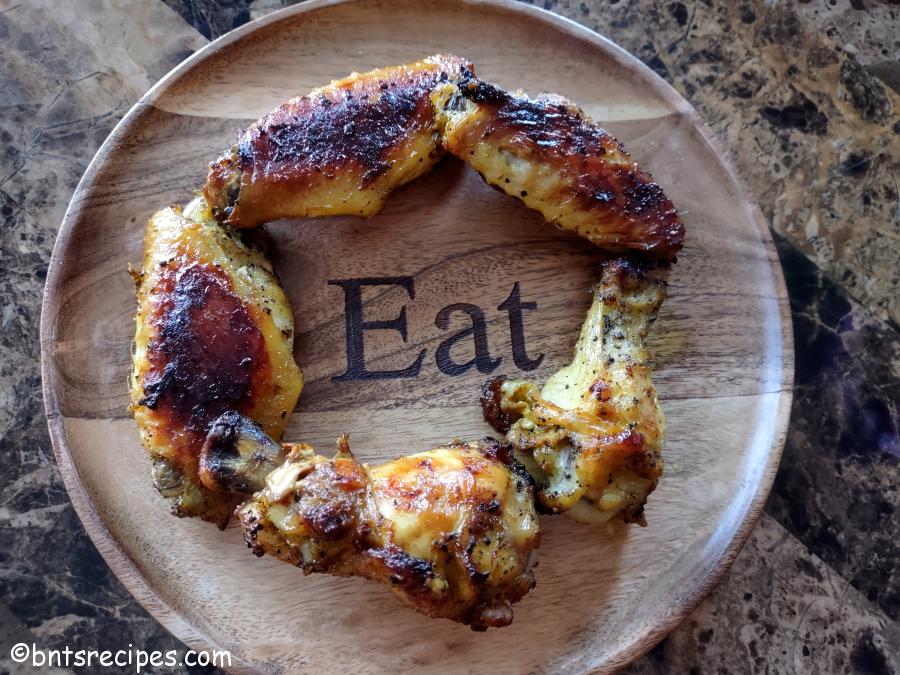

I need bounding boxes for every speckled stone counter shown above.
[1,1,898,673]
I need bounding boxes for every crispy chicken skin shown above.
[432,75,684,262]
[129,197,303,526]
[481,258,666,525]
[236,430,540,630]
[204,54,472,227]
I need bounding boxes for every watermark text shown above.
[9,642,231,672]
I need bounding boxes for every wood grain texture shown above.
[39,0,794,672]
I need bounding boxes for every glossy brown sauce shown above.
[238,63,457,187]
[140,264,269,450]
[460,76,685,260]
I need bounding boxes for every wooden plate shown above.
[40,0,793,672]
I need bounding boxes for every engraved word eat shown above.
[329,277,544,381]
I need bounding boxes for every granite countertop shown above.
[1,0,898,672]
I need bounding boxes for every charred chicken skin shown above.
[432,74,684,262]
[233,424,540,630]
[204,54,472,227]
[204,55,682,264]
[129,197,303,526]
[481,258,666,525]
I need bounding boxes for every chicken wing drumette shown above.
[204,54,472,227]
[432,74,684,262]
[129,197,303,526]
[228,417,539,630]
[482,258,666,525]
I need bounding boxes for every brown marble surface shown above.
[1,0,898,673]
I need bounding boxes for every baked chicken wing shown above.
[129,197,303,526]
[481,258,666,525]
[234,423,540,630]
[204,54,472,227]
[432,75,684,262]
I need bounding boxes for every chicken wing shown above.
[432,75,684,262]
[129,197,303,526]
[204,54,472,227]
[481,258,666,525]
[234,423,540,630]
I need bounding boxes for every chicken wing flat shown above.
[481,258,666,525]
[129,197,303,526]
[432,76,684,262]
[235,427,540,630]
[204,54,472,227]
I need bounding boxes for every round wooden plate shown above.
[40,0,793,672]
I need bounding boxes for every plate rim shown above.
[39,0,795,671]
